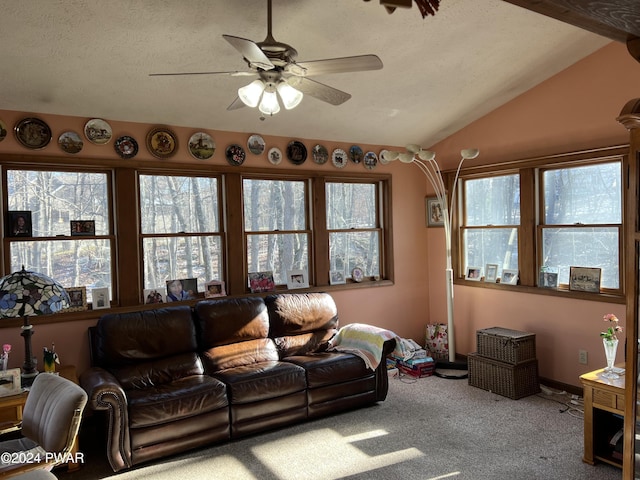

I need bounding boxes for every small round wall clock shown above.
[146,127,178,159]
[114,135,139,159]
[14,117,52,150]
[58,131,84,154]
[351,267,364,283]
[225,144,246,166]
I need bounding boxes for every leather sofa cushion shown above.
[202,338,278,371]
[95,306,196,368]
[196,297,269,348]
[266,293,338,357]
[113,352,204,390]
[127,375,228,429]
[284,352,370,388]
[213,361,306,404]
[266,293,338,337]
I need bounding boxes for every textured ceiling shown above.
[0,0,611,148]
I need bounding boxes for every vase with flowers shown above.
[600,313,623,379]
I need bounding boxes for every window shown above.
[243,178,308,285]
[139,174,222,293]
[6,169,112,302]
[326,181,381,279]
[541,162,621,289]
[462,174,520,279]
[457,151,624,295]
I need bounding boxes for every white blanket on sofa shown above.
[328,323,404,370]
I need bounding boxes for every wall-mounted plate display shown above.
[312,144,329,164]
[14,117,52,150]
[188,132,215,160]
[225,144,246,166]
[58,131,84,154]
[331,148,347,169]
[349,145,363,164]
[363,151,378,170]
[114,135,138,159]
[146,127,178,159]
[84,118,112,145]
[379,149,391,165]
[268,147,282,165]
[286,140,307,165]
[248,134,265,155]
[0,119,7,142]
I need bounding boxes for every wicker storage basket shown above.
[468,353,540,399]
[476,327,536,364]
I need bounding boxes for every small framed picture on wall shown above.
[7,211,32,237]
[426,197,444,227]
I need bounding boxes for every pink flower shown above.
[2,344,10,354]
[601,314,623,341]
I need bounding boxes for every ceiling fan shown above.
[149,0,383,115]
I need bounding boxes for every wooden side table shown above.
[579,364,625,468]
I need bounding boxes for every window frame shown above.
[452,146,627,302]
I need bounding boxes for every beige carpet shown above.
[57,373,620,480]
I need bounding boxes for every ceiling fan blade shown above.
[227,97,247,111]
[287,77,351,106]
[223,34,275,71]
[293,55,383,76]
[149,70,256,77]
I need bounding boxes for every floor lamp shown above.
[0,266,70,386]
[383,146,479,373]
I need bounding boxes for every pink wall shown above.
[0,110,431,377]
[0,41,637,387]
[428,41,638,386]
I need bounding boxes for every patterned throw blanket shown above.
[328,323,404,370]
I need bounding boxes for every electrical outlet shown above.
[578,349,588,365]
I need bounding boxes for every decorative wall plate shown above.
[114,135,138,159]
[363,151,378,170]
[247,134,265,155]
[286,140,307,165]
[84,118,112,145]
[351,267,364,283]
[331,148,347,169]
[268,147,282,165]
[146,127,178,159]
[349,145,363,164]
[14,117,52,149]
[188,132,215,160]
[379,149,391,165]
[225,144,246,166]
[58,131,84,154]
[312,144,329,164]
[0,119,7,142]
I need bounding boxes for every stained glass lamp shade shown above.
[0,266,70,384]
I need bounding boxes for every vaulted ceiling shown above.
[0,0,626,148]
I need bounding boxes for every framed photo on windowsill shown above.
[287,270,308,289]
[484,264,498,283]
[204,280,226,298]
[7,211,32,237]
[465,266,482,281]
[91,287,110,309]
[65,286,87,312]
[426,196,444,227]
[569,266,601,293]
[500,269,519,285]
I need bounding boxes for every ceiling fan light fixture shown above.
[238,79,265,108]
[277,82,303,110]
[259,88,281,115]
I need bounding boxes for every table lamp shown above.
[0,266,70,386]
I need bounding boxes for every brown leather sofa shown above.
[80,292,395,472]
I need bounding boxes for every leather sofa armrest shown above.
[79,367,132,472]
[374,338,397,401]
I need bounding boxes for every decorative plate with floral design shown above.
[146,127,178,159]
[268,147,282,165]
[114,135,138,159]
[14,117,52,149]
[225,144,246,166]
